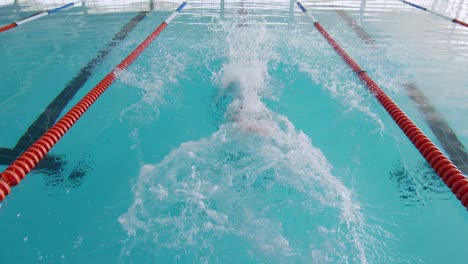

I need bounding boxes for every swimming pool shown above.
[1,0,467,262]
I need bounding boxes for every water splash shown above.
[118,51,188,124]
[286,26,385,132]
[120,17,380,263]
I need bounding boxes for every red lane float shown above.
[296,1,468,209]
[0,2,187,202]
[453,19,468,28]
[0,23,17,32]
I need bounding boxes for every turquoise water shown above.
[1,0,468,263]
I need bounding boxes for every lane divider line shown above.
[0,12,149,176]
[0,1,83,33]
[0,2,187,203]
[334,9,468,175]
[13,12,149,154]
[296,0,468,210]
[398,0,468,28]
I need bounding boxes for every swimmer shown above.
[235,118,271,135]
[229,106,272,136]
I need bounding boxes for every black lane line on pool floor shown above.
[405,82,468,174]
[335,9,374,44]
[335,9,468,175]
[0,147,64,171]
[0,11,149,171]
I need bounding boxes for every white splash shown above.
[120,17,378,263]
[286,27,385,132]
[118,52,188,124]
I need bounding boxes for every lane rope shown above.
[296,0,468,210]
[398,0,468,28]
[0,2,187,202]
[0,1,83,33]
[334,9,468,176]
[14,12,149,153]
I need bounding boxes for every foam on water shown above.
[117,51,188,124]
[119,17,381,263]
[285,26,386,131]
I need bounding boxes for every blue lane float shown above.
[0,1,83,33]
[399,0,468,28]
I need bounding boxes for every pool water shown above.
[0,0,467,263]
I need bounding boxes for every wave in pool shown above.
[119,17,384,263]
